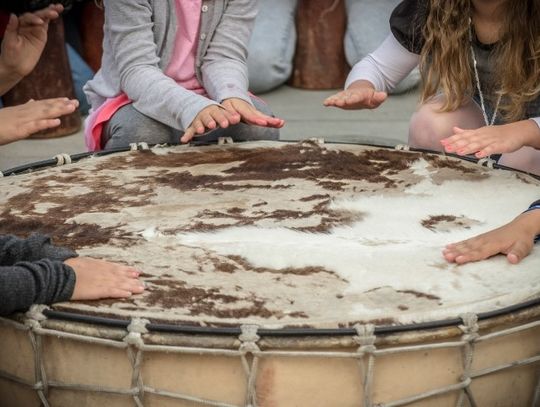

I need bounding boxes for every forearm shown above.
[503,119,540,149]
[521,201,540,241]
[345,34,420,92]
[202,0,256,104]
[0,234,77,265]
[0,61,23,96]
[0,260,76,316]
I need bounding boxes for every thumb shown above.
[452,126,466,134]
[505,240,529,264]
[371,91,387,106]
[5,14,19,36]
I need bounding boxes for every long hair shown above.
[420,0,540,122]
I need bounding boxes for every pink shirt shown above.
[85,0,205,151]
[166,0,205,95]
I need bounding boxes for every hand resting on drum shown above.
[440,120,540,160]
[65,257,145,301]
[443,202,540,265]
[0,3,79,144]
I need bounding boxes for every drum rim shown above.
[2,139,540,181]
[40,296,540,338]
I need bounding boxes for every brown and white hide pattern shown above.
[1,141,539,328]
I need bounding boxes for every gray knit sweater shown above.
[0,234,77,316]
[84,0,257,132]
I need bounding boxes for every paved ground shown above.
[0,86,419,171]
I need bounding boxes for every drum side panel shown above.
[0,378,40,407]
[0,323,35,382]
[470,364,539,406]
[256,356,363,407]
[373,347,462,405]
[142,353,246,406]
[42,337,133,390]
[47,390,134,407]
[472,325,540,371]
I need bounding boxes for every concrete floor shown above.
[0,85,419,172]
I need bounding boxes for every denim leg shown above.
[247,0,298,94]
[66,43,94,115]
[102,104,179,150]
[344,0,420,94]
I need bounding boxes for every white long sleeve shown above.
[345,34,420,93]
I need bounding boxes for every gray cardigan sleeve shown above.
[0,235,77,316]
[103,0,217,131]
[201,0,256,105]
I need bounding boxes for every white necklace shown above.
[468,19,502,126]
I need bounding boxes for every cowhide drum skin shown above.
[1,140,539,328]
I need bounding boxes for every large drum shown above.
[0,140,539,407]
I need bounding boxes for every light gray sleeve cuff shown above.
[531,117,540,130]
[345,33,420,92]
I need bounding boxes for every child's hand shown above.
[441,120,540,158]
[0,4,64,79]
[0,97,79,145]
[442,211,540,265]
[324,82,387,110]
[222,98,285,128]
[65,257,145,300]
[181,104,241,143]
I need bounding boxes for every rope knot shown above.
[459,313,479,341]
[24,304,48,329]
[124,318,149,347]
[54,153,72,166]
[354,323,376,355]
[239,324,260,354]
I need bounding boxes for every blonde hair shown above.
[419,0,540,122]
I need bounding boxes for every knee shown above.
[248,48,294,93]
[408,104,451,151]
[103,107,175,149]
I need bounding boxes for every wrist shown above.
[346,80,376,91]
[0,60,23,91]
[520,205,540,243]
[512,119,540,149]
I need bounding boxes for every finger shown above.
[106,288,133,299]
[210,108,234,128]
[369,91,387,107]
[27,5,63,23]
[5,14,18,36]
[181,127,196,143]
[200,112,217,130]
[21,118,61,136]
[18,13,45,26]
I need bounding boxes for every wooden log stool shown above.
[79,1,104,72]
[290,0,349,90]
[2,18,81,139]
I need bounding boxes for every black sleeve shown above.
[390,0,429,55]
[0,259,76,316]
[0,234,77,266]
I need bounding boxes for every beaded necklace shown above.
[468,19,502,126]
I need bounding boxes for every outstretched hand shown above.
[181,104,241,143]
[0,4,64,80]
[441,120,540,158]
[66,257,145,300]
[181,98,284,143]
[221,98,284,128]
[324,82,387,110]
[0,98,79,145]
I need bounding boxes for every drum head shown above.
[2,141,539,328]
